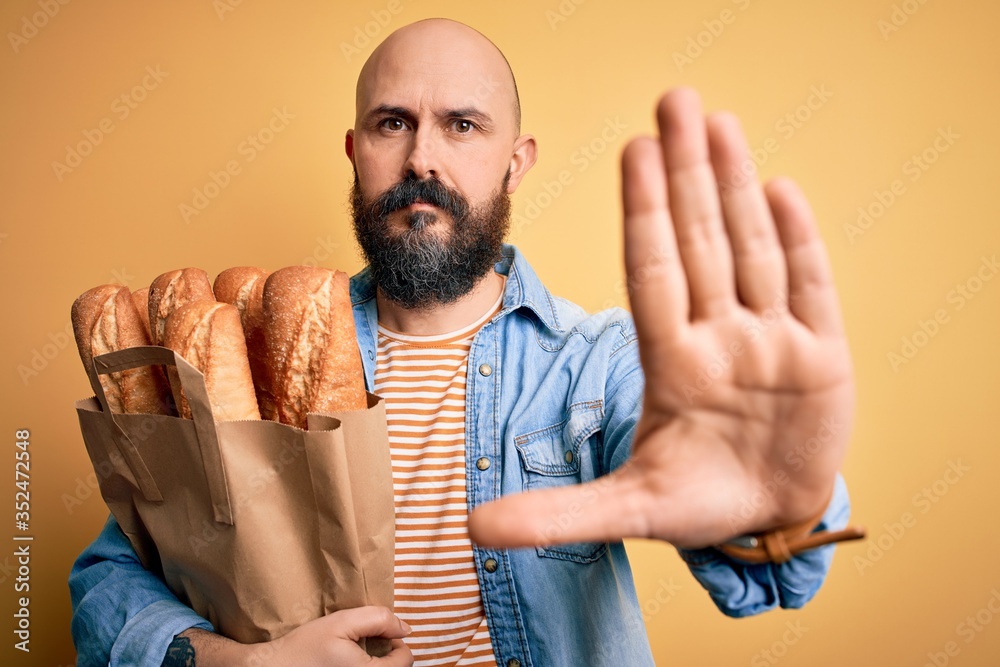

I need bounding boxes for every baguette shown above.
[131,287,152,341]
[161,300,261,422]
[71,284,173,415]
[148,268,215,345]
[213,267,274,420]
[263,266,367,428]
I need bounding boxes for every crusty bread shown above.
[131,287,152,341]
[75,264,365,425]
[263,266,367,428]
[148,268,215,345]
[71,284,173,415]
[161,300,261,422]
[213,267,274,420]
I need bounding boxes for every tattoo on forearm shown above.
[163,635,196,667]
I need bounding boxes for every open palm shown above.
[469,87,854,550]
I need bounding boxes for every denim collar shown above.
[349,243,563,333]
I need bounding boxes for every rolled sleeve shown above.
[677,473,851,618]
[70,514,213,667]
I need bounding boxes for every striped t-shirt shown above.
[374,286,505,666]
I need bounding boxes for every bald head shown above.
[355,18,521,136]
[346,17,539,248]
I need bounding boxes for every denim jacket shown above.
[69,243,852,667]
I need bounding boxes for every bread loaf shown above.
[148,268,215,345]
[71,284,173,415]
[131,287,152,341]
[161,300,261,422]
[263,266,367,428]
[74,264,366,426]
[213,267,274,420]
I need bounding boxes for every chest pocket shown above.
[514,400,608,563]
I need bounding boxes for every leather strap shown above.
[716,497,866,564]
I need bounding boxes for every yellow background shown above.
[2,0,998,664]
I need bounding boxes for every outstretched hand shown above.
[469,87,854,550]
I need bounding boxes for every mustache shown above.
[365,175,470,222]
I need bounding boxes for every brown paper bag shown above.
[74,345,395,656]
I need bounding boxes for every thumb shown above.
[467,466,650,548]
[329,606,412,641]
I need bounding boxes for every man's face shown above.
[349,167,511,309]
[346,22,532,309]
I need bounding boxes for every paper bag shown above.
[74,345,395,656]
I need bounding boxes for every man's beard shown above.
[350,168,511,310]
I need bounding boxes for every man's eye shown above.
[452,119,474,133]
[381,118,406,131]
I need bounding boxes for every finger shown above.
[707,112,788,311]
[467,469,650,548]
[658,87,737,319]
[621,136,688,332]
[332,606,412,641]
[764,177,844,335]
[374,639,414,667]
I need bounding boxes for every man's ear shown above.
[506,134,538,193]
[345,129,355,164]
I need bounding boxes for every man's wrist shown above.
[715,491,865,564]
[163,628,257,667]
[162,633,196,667]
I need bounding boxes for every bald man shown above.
[70,17,860,667]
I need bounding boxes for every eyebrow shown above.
[364,104,495,131]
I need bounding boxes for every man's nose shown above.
[402,127,439,180]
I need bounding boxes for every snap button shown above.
[367,349,374,360]
[564,450,574,464]
[507,660,522,667]
[484,558,498,573]
[478,363,493,376]
[476,457,491,471]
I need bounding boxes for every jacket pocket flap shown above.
[514,401,603,475]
